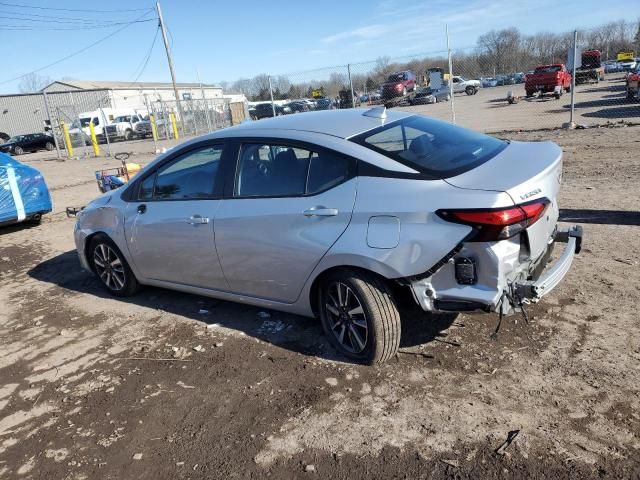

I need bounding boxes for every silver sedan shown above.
[74,108,582,364]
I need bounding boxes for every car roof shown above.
[223,108,414,139]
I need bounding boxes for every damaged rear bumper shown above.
[408,225,583,314]
[515,225,582,301]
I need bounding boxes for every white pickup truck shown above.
[104,114,146,142]
[450,76,481,95]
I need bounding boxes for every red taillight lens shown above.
[437,199,550,241]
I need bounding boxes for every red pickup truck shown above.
[525,64,572,98]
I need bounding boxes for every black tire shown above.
[14,146,23,155]
[465,86,475,95]
[319,269,400,364]
[88,234,140,297]
[124,129,133,141]
[45,141,54,151]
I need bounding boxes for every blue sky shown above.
[0,0,636,93]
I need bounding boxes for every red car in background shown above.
[525,64,572,99]
[381,71,417,100]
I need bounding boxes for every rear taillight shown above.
[436,199,549,241]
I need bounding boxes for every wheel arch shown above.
[306,259,400,317]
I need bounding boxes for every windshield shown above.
[115,115,132,122]
[350,116,507,179]
[8,135,27,143]
[387,73,405,82]
[535,65,562,73]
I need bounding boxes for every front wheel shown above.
[89,234,140,297]
[319,269,400,364]
[123,129,133,141]
[465,86,476,95]
[14,146,23,155]
[45,141,54,151]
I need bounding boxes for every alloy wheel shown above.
[93,243,126,291]
[324,281,368,354]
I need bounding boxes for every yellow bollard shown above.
[88,121,100,157]
[150,114,159,141]
[60,120,74,158]
[170,112,179,140]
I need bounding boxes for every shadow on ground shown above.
[560,208,640,226]
[28,250,457,363]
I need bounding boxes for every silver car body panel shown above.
[74,110,578,319]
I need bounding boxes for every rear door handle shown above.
[303,207,338,217]
[186,215,210,225]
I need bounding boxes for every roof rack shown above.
[362,106,387,119]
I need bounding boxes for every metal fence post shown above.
[99,95,112,157]
[569,30,578,128]
[446,24,456,124]
[268,75,276,117]
[42,92,61,159]
[144,94,158,152]
[347,64,355,109]
[69,91,88,158]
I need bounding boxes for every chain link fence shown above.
[0,88,243,159]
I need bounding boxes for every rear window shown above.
[350,116,506,179]
[534,65,562,73]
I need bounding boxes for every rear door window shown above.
[350,116,506,179]
[235,143,354,198]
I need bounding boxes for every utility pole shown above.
[446,24,455,124]
[156,0,184,135]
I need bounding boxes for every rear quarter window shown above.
[350,116,506,179]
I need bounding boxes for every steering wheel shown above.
[257,162,271,176]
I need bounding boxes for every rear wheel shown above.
[45,141,54,151]
[124,129,133,141]
[89,234,140,297]
[319,269,400,364]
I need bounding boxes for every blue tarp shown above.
[0,152,52,226]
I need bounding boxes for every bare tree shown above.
[18,73,52,93]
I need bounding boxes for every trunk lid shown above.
[445,140,563,260]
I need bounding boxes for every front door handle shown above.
[303,207,338,217]
[186,215,210,225]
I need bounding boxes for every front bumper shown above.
[516,225,582,301]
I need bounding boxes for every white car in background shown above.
[451,76,481,95]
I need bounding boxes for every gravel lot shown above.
[398,72,639,132]
[1,115,639,478]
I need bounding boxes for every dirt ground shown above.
[1,123,640,480]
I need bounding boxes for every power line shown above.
[129,26,161,84]
[0,8,154,23]
[0,10,157,86]
[0,19,157,31]
[0,1,153,13]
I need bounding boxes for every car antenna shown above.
[362,106,387,119]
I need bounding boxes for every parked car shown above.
[481,77,498,88]
[74,108,582,364]
[381,71,417,100]
[314,97,334,110]
[286,101,310,113]
[408,87,451,105]
[604,61,620,73]
[0,133,56,155]
[496,75,516,86]
[254,103,291,119]
[617,59,637,71]
[0,152,52,226]
[134,118,153,138]
[525,64,572,98]
[626,67,640,99]
[451,76,481,95]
